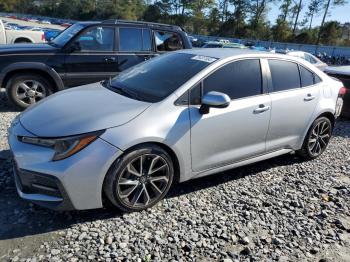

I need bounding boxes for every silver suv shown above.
[8,49,345,212]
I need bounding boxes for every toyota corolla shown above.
[8,49,345,212]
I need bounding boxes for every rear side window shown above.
[269,60,300,92]
[155,31,183,51]
[119,28,151,52]
[203,59,262,100]
[299,65,322,87]
[299,65,314,87]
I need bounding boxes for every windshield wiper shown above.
[106,83,143,101]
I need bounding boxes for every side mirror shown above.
[199,91,230,114]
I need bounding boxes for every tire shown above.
[297,116,333,160]
[103,144,174,212]
[6,73,53,110]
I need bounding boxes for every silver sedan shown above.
[8,49,345,212]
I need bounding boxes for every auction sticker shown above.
[191,55,217,63]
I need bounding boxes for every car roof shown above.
[178,48,274,59]
[75,20,184,31]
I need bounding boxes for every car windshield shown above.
[50,23,86,47]
[108,53,216,103]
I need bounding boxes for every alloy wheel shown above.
[116,154,170,208]
[307,120,331,157]
[14,80,46,106]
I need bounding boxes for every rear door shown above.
[63,25,117,87]
[116,27,154,72]
[265,59,321,151]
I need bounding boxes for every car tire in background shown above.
[6,73,53,110]
[103,144,174,212]
[297,116,333,160]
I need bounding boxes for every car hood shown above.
[0,43,58,54]
[20,83,151,137]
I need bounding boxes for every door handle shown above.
[104,57,116,63]
[254,104,270,113]
[304,94,315,101]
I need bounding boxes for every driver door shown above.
[63,26,117,87]
[190,59,271,172]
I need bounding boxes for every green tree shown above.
[319,21,342,45]
[272,18,292,41]
[316,0,348,44]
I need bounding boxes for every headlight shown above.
[19,130,105,161]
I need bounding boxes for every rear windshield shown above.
[109,53,216,102]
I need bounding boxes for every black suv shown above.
[0,20,192,109]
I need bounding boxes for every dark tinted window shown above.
[109,53,214,103]
[299,65,314,87]
[269,60,300,91]
[190,83,202,105]
[142,29,152,51]
[203,59,262,99]
[155,31,183,51]
[119,28,142,51]
[314,74,322,84]
[76,26,114,51]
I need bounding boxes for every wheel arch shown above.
[112,141,181,185]
[101,141,182,209]
[2,62,64,92]
[298,110,336,150]
[13,37,33,43]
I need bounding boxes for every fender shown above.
[0,62,64,91]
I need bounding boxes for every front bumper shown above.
[8,120,123,210]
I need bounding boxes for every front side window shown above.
[51,23,86,47]
[269,60,300,92]
[75,26,114,52]
[119,28,151,52]
[203,59,262,100]
[155,31,183,52]
[108,53,214,103]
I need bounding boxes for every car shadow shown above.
[0,148,303,241]
[0,89,20,112]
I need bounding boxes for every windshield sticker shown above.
[191,55,217,63]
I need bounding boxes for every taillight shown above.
[339,87,347,97]
[42,33,45,42]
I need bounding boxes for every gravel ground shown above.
[0,89,350,262]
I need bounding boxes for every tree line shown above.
[1,0,349,46]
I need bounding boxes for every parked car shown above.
[0,20,192,110]
[324,66,350,117]
[202,41,246,49]
[278,50,328,71]
[8,49,344,211]
[0,19,45,44]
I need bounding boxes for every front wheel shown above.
[297,117,333,160]
[103,145,174,212]
[6,73,53,110]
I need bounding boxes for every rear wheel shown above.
[103,145,174,212]
[6,73,53,110]
[297,117,333,160]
